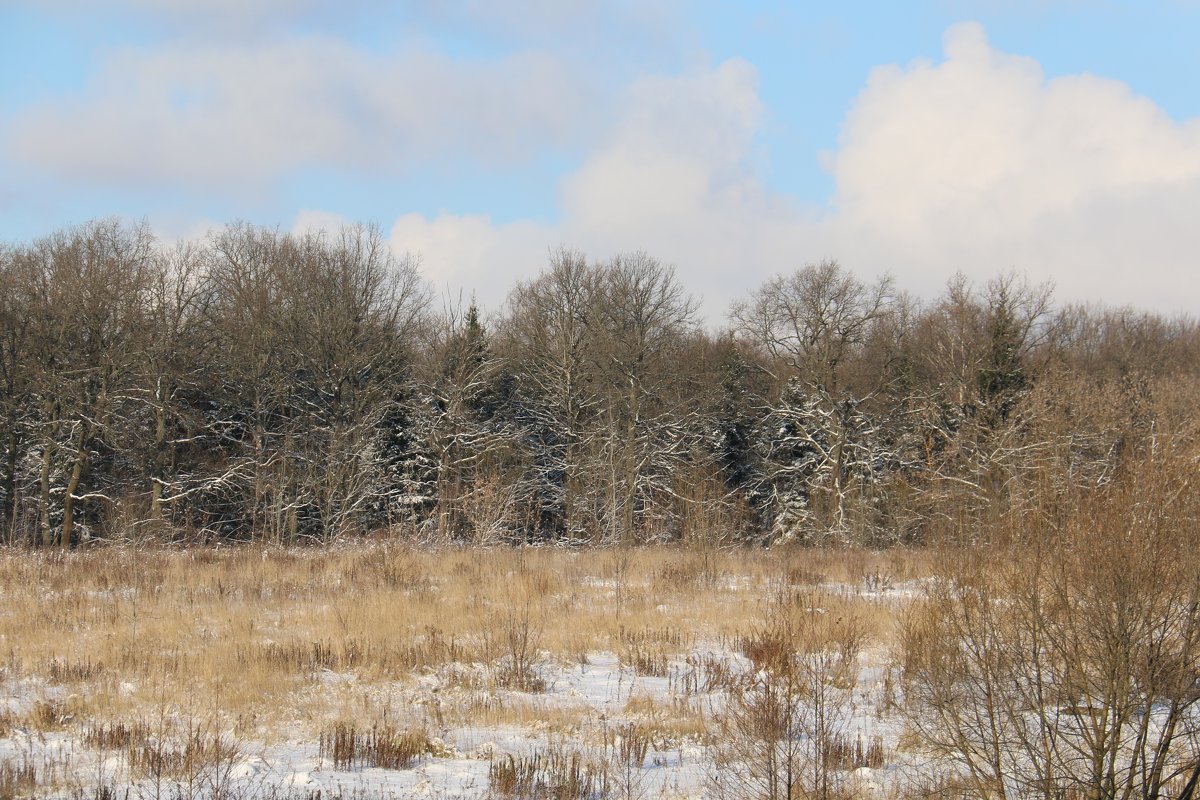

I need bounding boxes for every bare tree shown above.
[421,299,521,542]
[503,250,700,543]
[2,218,1198,552]
[206,223,428,541]
[502,249,600,540]
[734,261,901,541]
[132,239,212,529]
[911,271,1056,534]
[591,252,699,543]
[287,225,428,540]
[22,220,155,547]
[0,245,36,541]
[732,260,894,394]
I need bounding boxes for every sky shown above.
[2,1,1199,321]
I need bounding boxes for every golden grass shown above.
[0,542,927,753]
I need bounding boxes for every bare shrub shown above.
[488,600,547,693]
[901,442,1200,800]
[604,722,652,800]
[78,713,239,800]
[713,592,869,800]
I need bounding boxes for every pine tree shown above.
[375,383,438,528]
[711,350,769,535]
[976,283,1028,426]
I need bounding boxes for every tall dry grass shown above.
[0,542,924,744]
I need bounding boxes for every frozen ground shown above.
[0,559,926,799]
[0,665,912,797]
[2,647,908,799]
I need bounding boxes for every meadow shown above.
[0,543,929,799]
[2,419,1197,800]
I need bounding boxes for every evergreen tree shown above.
[711,349,769,535]
[976,283,1028,425]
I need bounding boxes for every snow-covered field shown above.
[0,545,949,799]
[0,649,916,799]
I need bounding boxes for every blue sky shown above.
[2,1,1199,317]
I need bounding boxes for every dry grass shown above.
[317,723,430,770]
[0,442,1186,799]
[488,745,607,800]
[0,543,926,728]
[0,542,930,796]
[0,756,39,800]
[620,694,707,746]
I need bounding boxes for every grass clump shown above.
[318,723,429,771]
[489,746,607,800]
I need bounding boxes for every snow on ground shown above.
[0,578,919,799]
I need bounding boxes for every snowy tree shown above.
[501,250,602,541]
[912,272,1055,532]
[18,220,156,547]
[735,261,904,542]
[422,301,523,542]
[0,245,37,541]
[589,253,700,543]
[709,346,771,535]
[205,223,428,541]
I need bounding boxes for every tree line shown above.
[1,218,1196,547]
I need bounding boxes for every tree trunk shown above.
[62,427,88,549]
[150,378,169,520]
[39,437,53,547]
[3,418,17,542]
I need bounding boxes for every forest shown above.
[0,217,1197,549]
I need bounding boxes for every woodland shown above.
[0,217,1197,549]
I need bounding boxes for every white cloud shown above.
[390,211,554,306]
[6,38,596,191]
[18,16,1195,316]
[388,23,1200,318]
[390,59,820,319]
[555,59,820,318]
[828,22,1200,308]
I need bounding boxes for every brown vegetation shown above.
[3,221,1197,550]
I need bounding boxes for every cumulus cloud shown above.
[391,212,554,307]
[6,38,596,190]
[391,58,819,319]
[13,15,1196,316]
[828,22,1200,308]
[391,22,1200,318]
